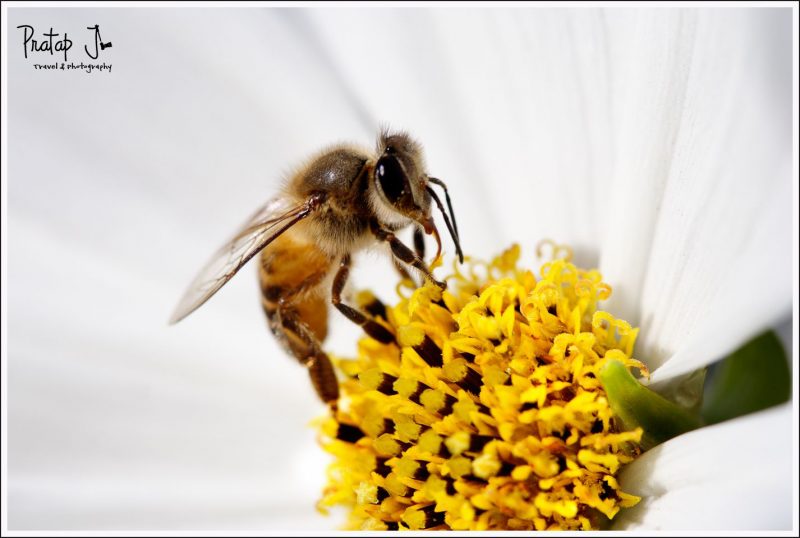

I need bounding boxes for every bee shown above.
[169,130,463,406]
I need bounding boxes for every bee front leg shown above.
[414,226,426,260]
[371,222,446,290]
[392,258,415,285]
[392,227,427,286]
[332,254,396,344]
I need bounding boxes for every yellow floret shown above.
[318,243,644,530]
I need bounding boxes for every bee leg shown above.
[392,258,415,285]
[275,302,339,404]
[307,351,339,406]
[414,226,426,260]
[260,267,330,353]
[332,254,396,344]
[371,223,446,290]
[392,227,427,286]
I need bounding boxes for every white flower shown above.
[6,6,793,532]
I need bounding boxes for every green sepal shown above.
[701,330,790,426]
[599,359,703,451]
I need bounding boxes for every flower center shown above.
[318,243,647,530]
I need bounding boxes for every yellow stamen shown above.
[319,244,645,530]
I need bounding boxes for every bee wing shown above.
[169,193,324,324]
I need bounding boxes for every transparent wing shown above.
[169,193,323,324]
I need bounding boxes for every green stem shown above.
[599,360,703,451]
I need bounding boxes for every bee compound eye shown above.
[376,156,406,204]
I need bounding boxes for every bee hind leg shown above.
[274,302,339,405]
[332,255,396,344]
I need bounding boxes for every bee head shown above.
[372,129,464,263]
[373,130,433,230]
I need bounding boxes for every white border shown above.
[1,1,798,536]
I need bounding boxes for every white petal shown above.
[8,222,337,530]
[597,9,793,379]
[613,403,794,530]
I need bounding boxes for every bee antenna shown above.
[426,181,464,263]
[427,177,461,244]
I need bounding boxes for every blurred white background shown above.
[3,6,795,532]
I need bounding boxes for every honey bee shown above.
[170,130,463,406]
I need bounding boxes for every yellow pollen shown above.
[318,243,646,530]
